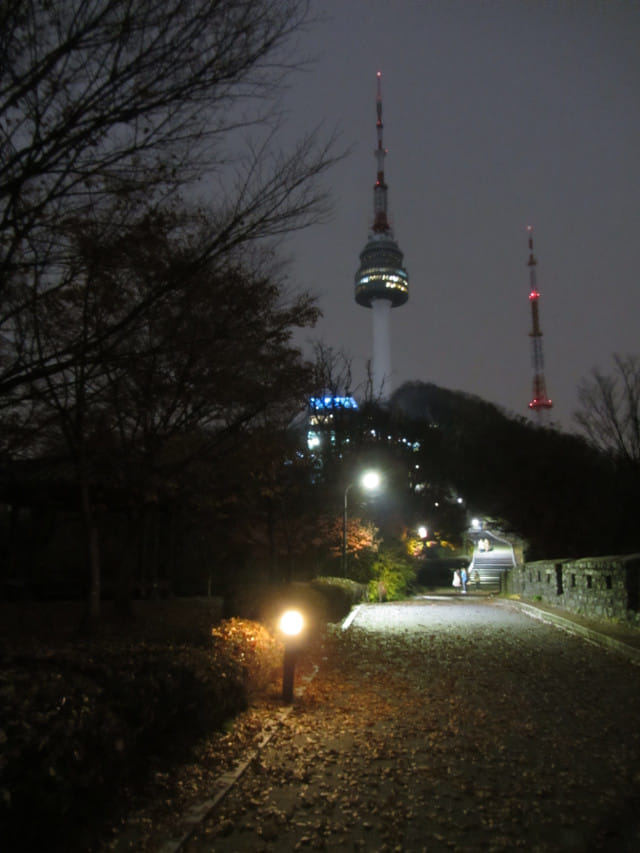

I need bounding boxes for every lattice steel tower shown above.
[526,225,553,420]
[355,72,409,399]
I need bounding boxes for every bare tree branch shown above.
[573,353,640,465]
[0,0,340,399]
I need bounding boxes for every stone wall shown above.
[504,554,640,625]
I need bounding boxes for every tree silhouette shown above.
[1,0,337,402]
[574,353,640,467]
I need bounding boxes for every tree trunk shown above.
[2,504,22,600]
[115,508,137,620]
[166,508,177,594]
[80,480,101,628]
[281,499,294,584]
[150,507,160,599]
[267,502,279,583]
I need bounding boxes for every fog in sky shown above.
[279,0,639,431]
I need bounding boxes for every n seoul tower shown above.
[355,72,409,399]
[526,225,553,421]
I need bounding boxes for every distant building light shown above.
[307,433,321,449]
[309,396,358,411]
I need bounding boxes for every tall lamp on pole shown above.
[342,470,381,575]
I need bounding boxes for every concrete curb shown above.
[495,598,640,665]
[155,601,372,848]
[156,664,319,853]
[341,603,364,630]
[157,707,292,853]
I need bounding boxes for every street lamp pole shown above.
[342,471,381,576]
[342,483,354,576]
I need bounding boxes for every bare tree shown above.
[20,204,321,620]
[311,342,354,399]
[573,353,640,465]
[0,1,342,622]
[0,0,337,399]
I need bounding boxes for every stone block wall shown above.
[504,554,640,625]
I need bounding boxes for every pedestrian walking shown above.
[452,569,461,592]
[460,567,468,594]
[472,568,481,590]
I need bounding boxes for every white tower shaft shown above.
[371,299,392,397]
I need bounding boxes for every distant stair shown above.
[470,532,515,590]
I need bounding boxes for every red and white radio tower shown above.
[526,225,553,419]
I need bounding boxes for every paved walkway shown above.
[423,589,640,659]
[165,597,640,853]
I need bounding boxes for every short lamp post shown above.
[418,525,428,556]
[279,609,304,703]
[342,470,381,575]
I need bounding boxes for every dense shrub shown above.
[0,636,249,851]
[211,618,283,696]
[309,577,366,622]
[367,549,417,601]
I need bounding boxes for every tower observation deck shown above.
[355,72,409,397]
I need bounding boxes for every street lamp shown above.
[342,470,381,575]
[279,608,305,703]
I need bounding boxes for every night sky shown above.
[280,0,640,430]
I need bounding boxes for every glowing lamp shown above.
[279,609,304,637]
[361,470,380,491]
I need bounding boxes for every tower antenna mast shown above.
[373,70,390,234]
[526,225,553,420]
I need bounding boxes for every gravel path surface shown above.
[179,597,640,853]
